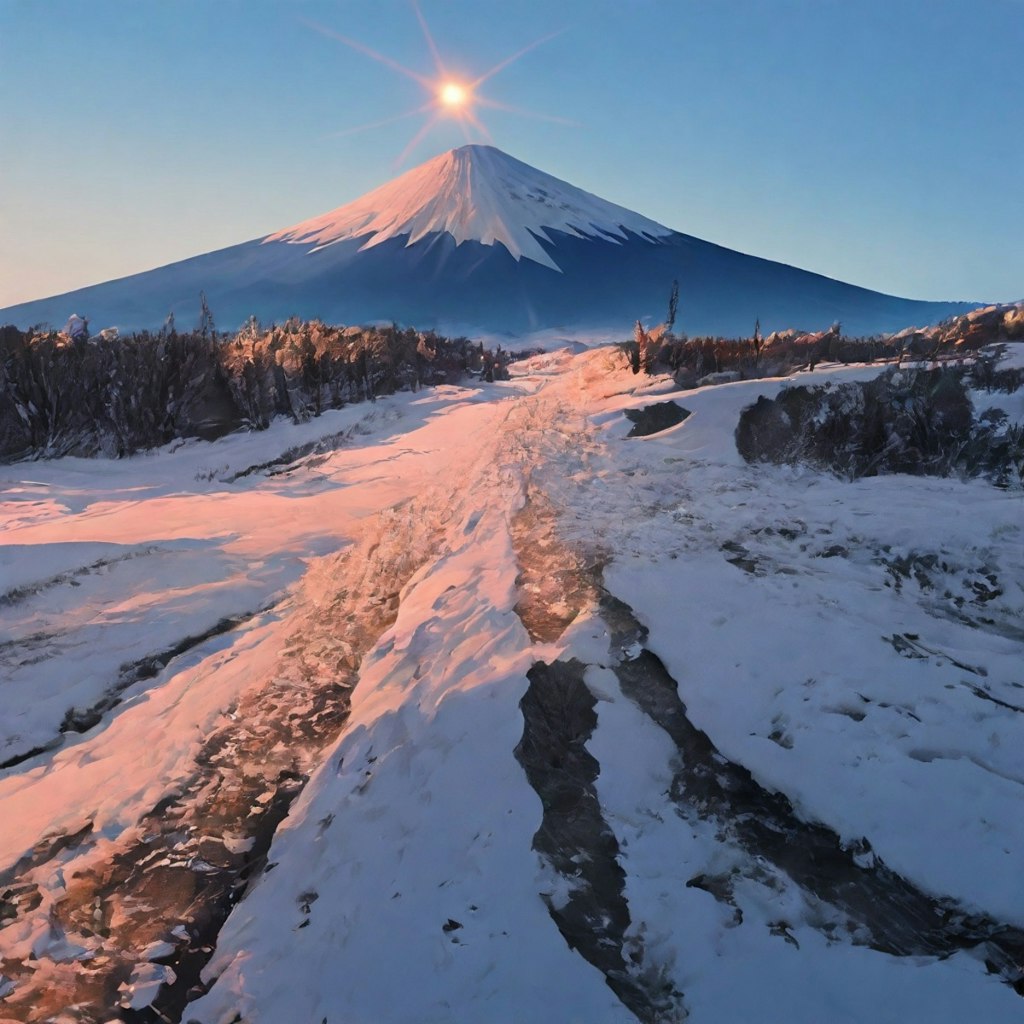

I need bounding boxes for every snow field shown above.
[194,347,1024,1020]
[579,619,1021,1024]
[1,344,1021,1020]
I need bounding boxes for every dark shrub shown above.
[736,366,1022,486]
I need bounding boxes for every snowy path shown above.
[0,380,535,1017]
[1,350,1022,1022]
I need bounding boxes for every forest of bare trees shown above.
[627,298,1024,389]
[0,318,502,461]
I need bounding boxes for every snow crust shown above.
[264,144,673,272]
[2,346,1022,1021]
[583,362,1024,925]
[0,386,507,858]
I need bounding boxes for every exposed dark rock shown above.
[624,401,690,438]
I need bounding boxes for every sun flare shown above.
[303,4,573,165]
[439,81,469,109]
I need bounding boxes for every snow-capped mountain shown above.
[266,144,673,271]
[0,145,980,338]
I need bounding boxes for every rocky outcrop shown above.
[625,401,690,438]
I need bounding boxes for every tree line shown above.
[0,317,505,461]
[626,287,1024,387]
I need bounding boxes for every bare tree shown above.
[666,279,680,335]
[198,291,216,341]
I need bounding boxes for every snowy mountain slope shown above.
[266,144,673,271]
[0,145,980,339]
[1,346,1023,1021]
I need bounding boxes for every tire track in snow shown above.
[515,658,686,1023]
[0,407,513,1020]
[507,354,1024,1006]
[506,395,686,1022]
[0,546,165,609]
[0,374,530,1021]
[596,586,1024,994]
[0,605,274,772]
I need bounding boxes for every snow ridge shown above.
[264,144,673,272]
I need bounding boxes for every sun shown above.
[302,4,573,165]
[439,81,470,110]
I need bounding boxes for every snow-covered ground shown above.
[1,347,1021,1022]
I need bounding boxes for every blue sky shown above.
[1,0,1021,308]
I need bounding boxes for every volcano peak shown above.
[263,144,673,272]
[0,145,980,338]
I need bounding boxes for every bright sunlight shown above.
[439,82,470,109]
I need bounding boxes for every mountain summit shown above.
[1,145,978,338]
[266,145,673,272]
